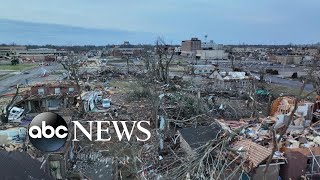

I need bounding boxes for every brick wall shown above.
[30,84,79,96]
[181,38,201,53]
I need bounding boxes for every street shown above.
[252,73,314,91]
[0,65,58,95]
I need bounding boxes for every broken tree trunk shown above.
[1,84,20,123]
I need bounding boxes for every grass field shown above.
[267,83,316,98]
[109,80,135,93]
[0,63,37,71]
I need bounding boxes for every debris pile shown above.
[73,150,113,180]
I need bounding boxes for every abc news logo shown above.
[28,112,151,152]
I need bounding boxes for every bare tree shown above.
[59,54,85,116]
[141,50,151,72]
[121,54,130,74]
[155,37,175,84]
[227,47,235,70]
[1,84,20,123]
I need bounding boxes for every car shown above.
[102,98,111,108]
[23,71,30,74]
[8,107,25,121]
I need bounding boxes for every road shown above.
[216,61,314,92]
[0,62,314,96]
[171,70,314,92]
[0,65,58,95]
[253,73,314,92]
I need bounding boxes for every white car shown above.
[8,107,25,121]
[102,99,111,108]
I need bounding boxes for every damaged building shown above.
[208,70,255,94]
[17,81,79,113]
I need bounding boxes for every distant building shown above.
[268,55,303,65]
[304,48,319,55]
[201,40,223,50]
[232,47,261,53]
[294,47,319,55]
[110,41,144,58]
[16,48,57,55]
[181,38,201,57]
[174,46,181,55]
[196,50,228,60]
[0,45,26,57]
[15,48,66,62]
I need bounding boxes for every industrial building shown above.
[0,45,26,58]
[181,38,201,57]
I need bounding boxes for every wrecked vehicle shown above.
[102,98,111,108]
[8,107,25,122]
[0,127,27,144]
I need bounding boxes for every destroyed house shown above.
[270,96,314,129]
[19,82,79,112]
[259,96,320,179]
[232,140,285,180]
[279,147,320,179]
[209,71,254,93]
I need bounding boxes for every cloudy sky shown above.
[0,0,319,44]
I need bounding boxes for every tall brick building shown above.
[181,38,201,57]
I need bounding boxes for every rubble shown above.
[232,140,273,171]
[73,150,113,180]
[0,45,319,180]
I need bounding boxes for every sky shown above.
[0,0,320,45]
